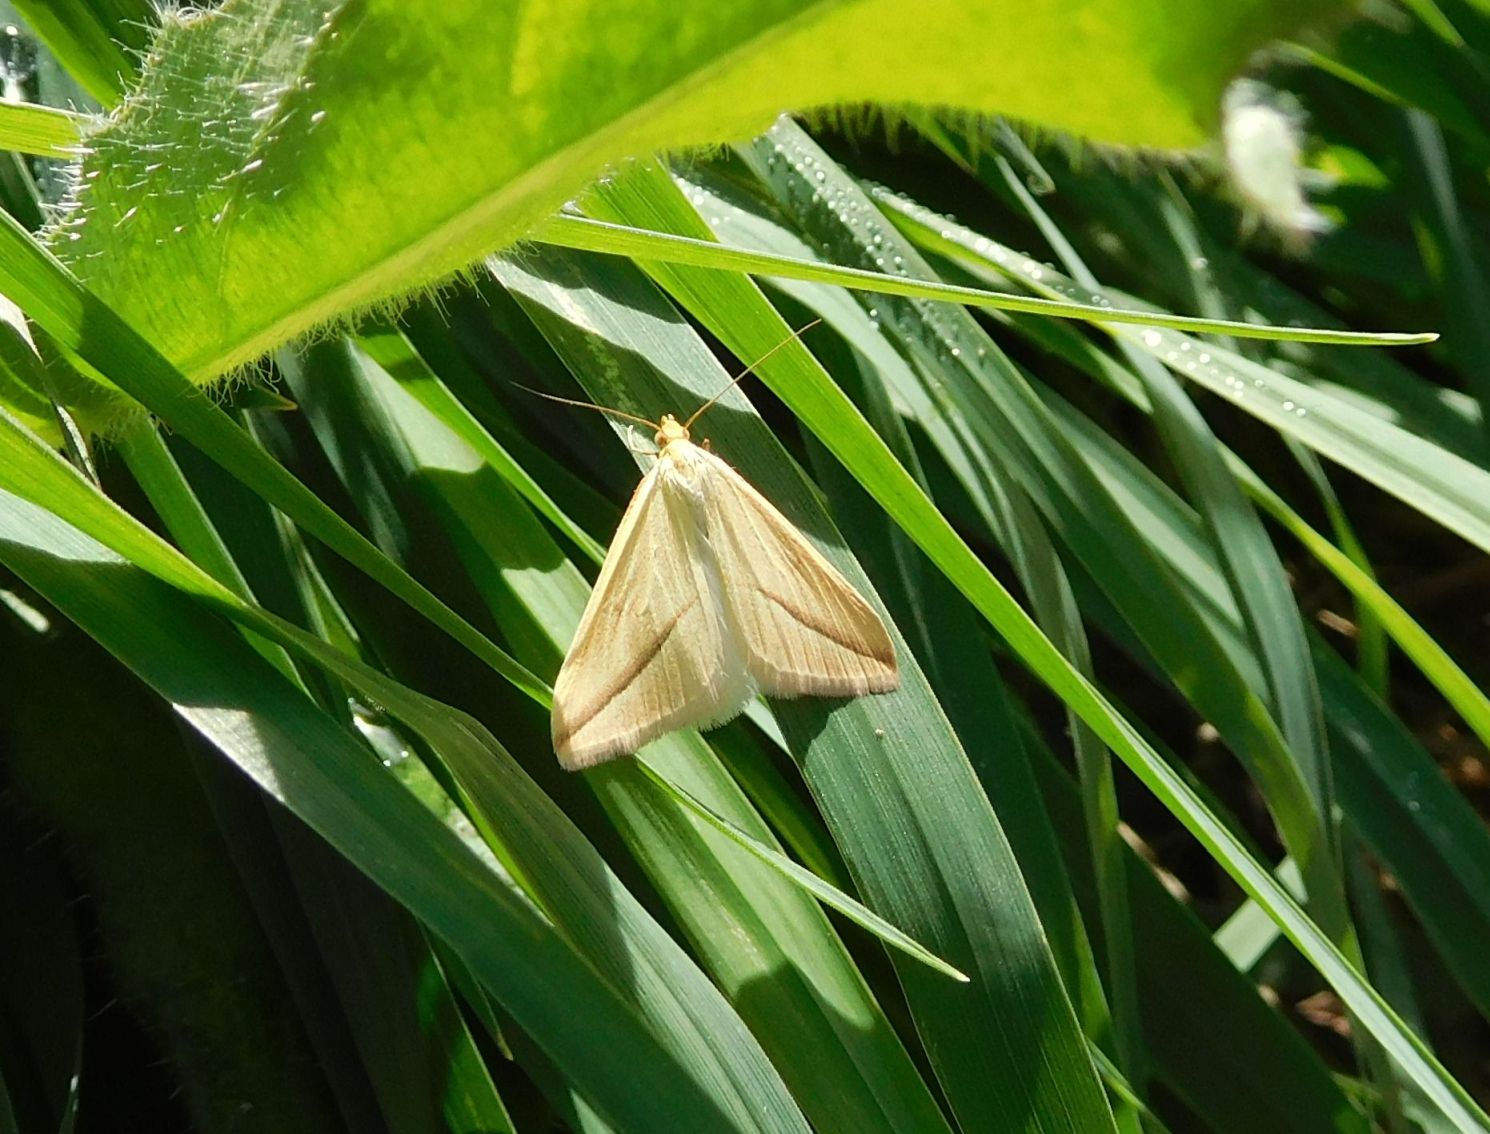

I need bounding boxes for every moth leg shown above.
[622,424,659,458]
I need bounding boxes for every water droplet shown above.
[1142,330,1163,348]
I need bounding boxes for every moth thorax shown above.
[655,414,690,448]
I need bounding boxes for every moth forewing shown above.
[691,444,899,696]
[550,457,751,769]
[550,415,899,769]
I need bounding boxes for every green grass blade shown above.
[0,101,85,158]
[534,214,1436,347]
[996,159,1341,942]
[636,763,968,983]
[9,0,147,104]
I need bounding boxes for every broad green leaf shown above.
[31,0,1354,418]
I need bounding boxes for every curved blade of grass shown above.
[636,763,968,984]
[534,214,1436,347]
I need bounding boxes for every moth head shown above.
[655,414,690,447]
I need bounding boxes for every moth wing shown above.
[698,449,899,697]
[552,466,751,769]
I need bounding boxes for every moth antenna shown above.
[511,382,660,432]
[684,319,823,430]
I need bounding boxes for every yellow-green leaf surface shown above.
[40,0,1349,423]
